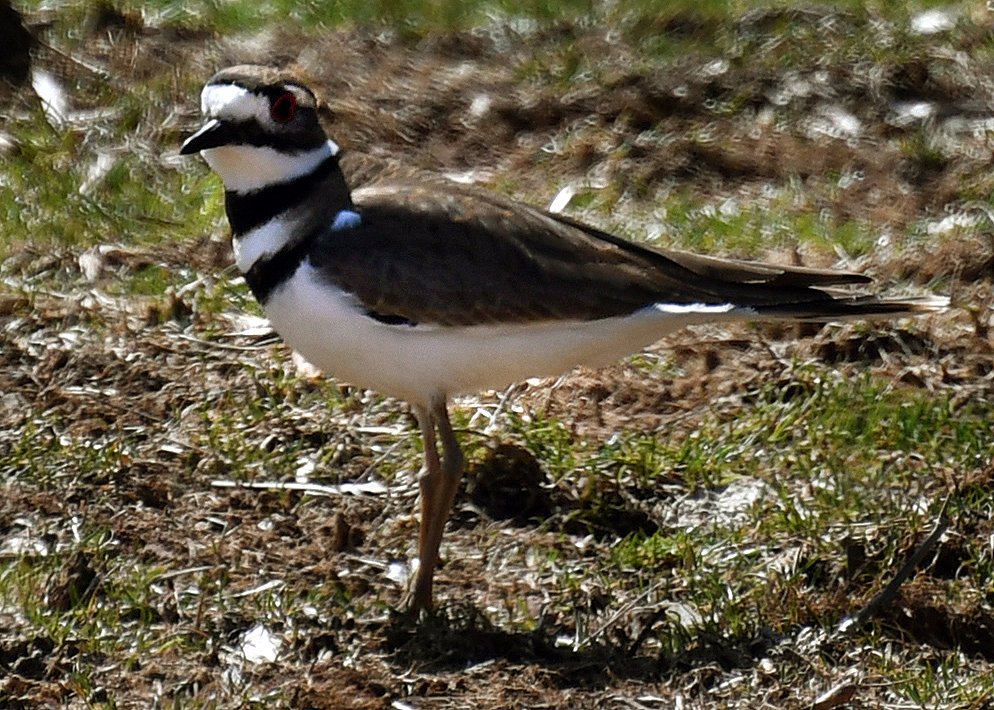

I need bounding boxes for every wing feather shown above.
[307,181,871,327]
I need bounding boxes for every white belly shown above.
[262,263,748,407]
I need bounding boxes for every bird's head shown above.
[180,65,336,192]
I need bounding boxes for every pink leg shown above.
[408,398,465,612]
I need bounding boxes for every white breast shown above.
[262,263,751,407]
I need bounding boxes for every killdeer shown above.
[180,65,948,612]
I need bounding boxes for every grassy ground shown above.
[2,1,994,707]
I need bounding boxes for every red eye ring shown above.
[270,92,298,124]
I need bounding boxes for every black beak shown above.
[180,119,236,155]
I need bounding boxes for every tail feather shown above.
[752,294,949,321]
[662,249,873,289]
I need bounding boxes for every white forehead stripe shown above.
[201,83,269,122]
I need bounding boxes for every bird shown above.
[180,64,948,613]
[0,0,33,92]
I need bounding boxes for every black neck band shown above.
[243,227,318,305]
[225,153,341,235]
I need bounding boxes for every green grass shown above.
[0,99,221,262]
[514,366,990,496]
[508,366,994,658]
[20,0,974,60]
[84,0,737,39]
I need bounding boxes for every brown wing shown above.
[308,181,871,327]
[544,210,871,288]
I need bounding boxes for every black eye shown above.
[270,92,298,124]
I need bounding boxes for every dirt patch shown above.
[881,577,994,660]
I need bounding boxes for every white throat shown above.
[202,138,339,194]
